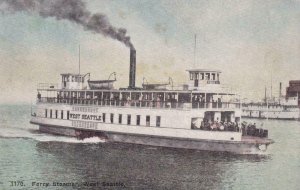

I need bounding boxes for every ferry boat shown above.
[242,82,300,120]
[30,49,274,154]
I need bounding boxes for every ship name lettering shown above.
[72,121,97,129]
[69,113,80,119]
[72,106,98,113]
[81,114,102,121]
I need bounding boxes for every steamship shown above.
[30,49,274,154]
[242,82,300,120]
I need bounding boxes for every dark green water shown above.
[0,105,299,190]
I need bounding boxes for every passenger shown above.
[57,93,60,103]
[200,120,204,130]
[242,125,246,136]
[215,121,220,131]
[204,120,210,130]
[126,96,131,106]
[210,122,217,131]
[235,122,239,132]
[224,122,228,131]
[219,123,224,131]
[156,97,161,108]
[37,92,41,102]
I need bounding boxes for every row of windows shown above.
[189,72,219,81]
[45,109,70,120]
[106,113,160,127]
[44,109,161,127]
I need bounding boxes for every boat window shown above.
[156,116,161,127]
[110,113,114,123]
[127,115,131,125]
[55,110,58,119]
[190,73,193,80]
[61,110,64,119]
[212,73,215,80]
[50,110,52,118]
[200,73,204,80]
[103,113,106,123]
[146,115,150,126]
[205,73,210,80]
[67,111,69,120]
[136,115,140,125]
[119,114,122,124]
[194,79,198,87]
[45,109,47,118]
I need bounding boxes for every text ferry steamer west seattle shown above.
[30,49,274,154]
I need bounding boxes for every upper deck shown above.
[35,68,240,110]
[36,88,240,111]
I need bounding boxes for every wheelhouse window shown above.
[127,115,131,125]
[212,73,216,80]
[190,73,193,80]
[55,110,58,119]
[136,115,140,126]
[156,116,161,127]
[205,73,210,80]
[67,111,70,120]
[45,109,47,118]
[61,110,64,119]
[194,79,198,87]
[146,115,150,126]
[50,110,52,118]
[200,73,204,80]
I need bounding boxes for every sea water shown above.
[0,104,299,190]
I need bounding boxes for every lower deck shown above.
[31,102,243,140]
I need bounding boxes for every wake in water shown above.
[0,126,106,144]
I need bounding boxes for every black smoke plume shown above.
[0,0,134,49]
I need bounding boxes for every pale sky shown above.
[0,0,299,104]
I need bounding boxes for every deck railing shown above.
[37,97,240,110]
[37,83,58,89]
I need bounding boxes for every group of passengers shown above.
[241,122,267,137]
[199,119,240,132]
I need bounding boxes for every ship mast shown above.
[78,45,81,75]
[194,34,197,68]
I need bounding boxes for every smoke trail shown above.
[0,0,134,49]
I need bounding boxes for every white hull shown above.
[31,117,272,154]
[30,102,273,154]
[37,124,265,154]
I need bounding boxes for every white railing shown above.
[37,83,58,89]
[37,97,241,110]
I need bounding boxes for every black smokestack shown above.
[0,0,134,49]
[129,48,136,89]
[279,82,282,97]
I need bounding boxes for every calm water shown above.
[0,105,299,190]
